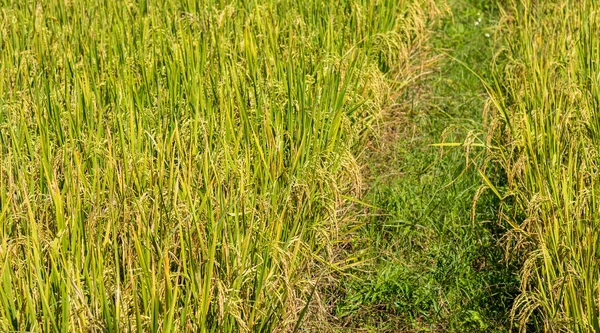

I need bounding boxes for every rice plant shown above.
[485,0,600,331]
[0,0,438,331]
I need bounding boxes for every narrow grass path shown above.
[330,1,519,332]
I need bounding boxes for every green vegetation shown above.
[330,1,518,332]
[1,0,600,332]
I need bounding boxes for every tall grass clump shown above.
[0,0,438,331]
[485,0,600,331]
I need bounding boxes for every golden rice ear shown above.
[510,289,541,333]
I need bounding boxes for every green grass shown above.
[0,1,439,331]
[331,1,519,332]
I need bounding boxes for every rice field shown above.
[0,0,599,332]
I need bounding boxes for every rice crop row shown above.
[0,0,437,331]
[486,0,600,331]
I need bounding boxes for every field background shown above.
[1,0,599,332]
